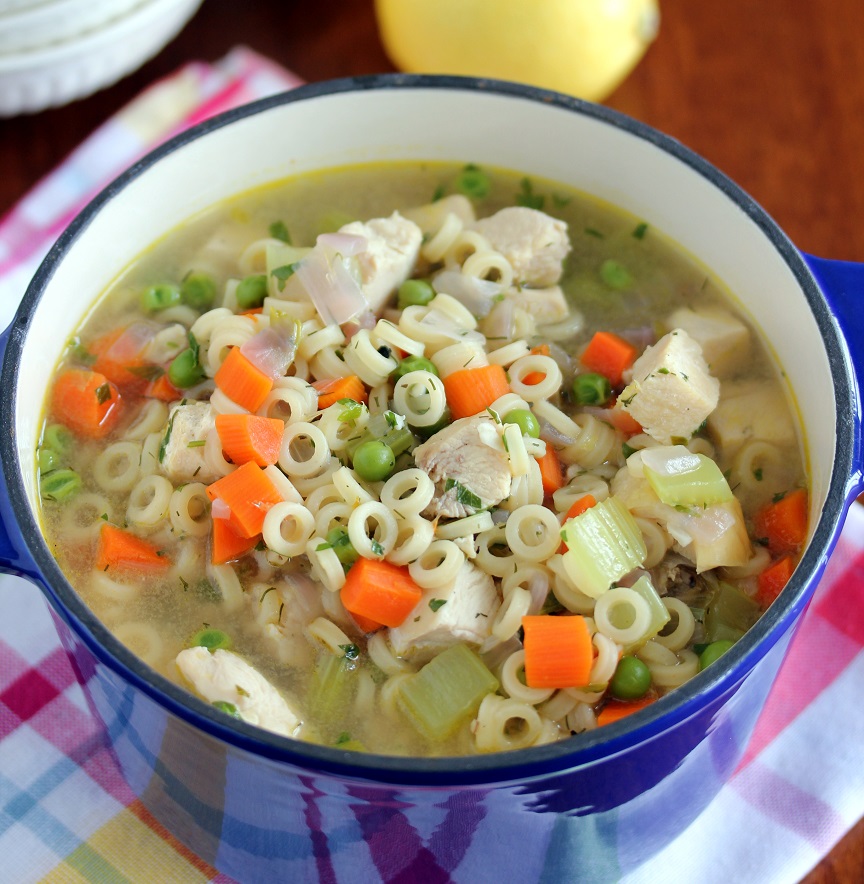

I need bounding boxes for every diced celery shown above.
[642,446,734,508]
[561,497,647,599]
[704,581,760,643]
[308,651,356,722]
[623,575,672,652]
[397,644,499,741]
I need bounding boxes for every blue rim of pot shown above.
[2,74,853,787]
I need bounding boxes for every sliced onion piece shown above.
[293,249,370,326]
[211,498,231,520]
[316,232,368,256]
[240,327,298,380]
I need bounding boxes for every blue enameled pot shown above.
[1,77,863,882]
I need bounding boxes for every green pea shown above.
[699,639,736,671]
[40,469,82,502]
[353,439,396,482]
[391,354,439,382]
[168,348,205,389]
[572,372,612,406]
[181,271,217,310]
[503,408,540,438]
[236,274,268,310]
[212,700,242,719]
[192,628,232,651]
[325,526,359,567]
[43,423,73,457]
[397,278,435,309]
[38,449,60,473]
[140,282,181,313]
[599,259,633,290]
[609,655,652,700]
[456,164,491,199]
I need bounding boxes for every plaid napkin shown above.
[2,49,863,883]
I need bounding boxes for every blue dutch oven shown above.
[1,77,862,882]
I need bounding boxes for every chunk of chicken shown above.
[474,207,571,287]
[619,329,720,445]
[707,378,797,457]
[389,561,500,657]
[339,212,423,313]
[413,414,512,518]
[665,306,750,378]
[176,647,303,738]
[507,284,570,324]
[159,400,220,484]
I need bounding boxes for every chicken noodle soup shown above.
[37,163,807,755]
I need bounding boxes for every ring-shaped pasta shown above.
[367,631,412,675]
[305,482,345,515]
[204,426,237,478]
[502,423,530,478]
[145,323,187,363]
[209,387,250,416]
[263,502,315,557]
[473,694,543,752]
[501,564,551,610]
[239,235,282,275]
[532,399,582,444]
[126,399,169,440]
[461,250,514,288]
[408,539,465,589]
[305,536,346,592]
[486,340,530,366]
[475,525,518,578]
[297,322,344,362]
[431,341,487,378]
[386,516,435,566]
[646,648,700,688]
[637,638,678,666]
[307,617,353,656]
[539,689,579,723]
[332,465,375,507]
[589,632,620,686]
[93,441,142,493]
[379,468,435,519]
[314,501,353,539]
[205,563,243,611]
[446,228,491,266]
[722,545,772,580]
[169,482,211,537]
[259,381,318,424]
[158,304,199,327]
[421,211,463,263]
[262,297,317,322]
[342,328,398,387]
[428,293,478,330]
[190,306,233,343]
[653,597,696,651]
[500,649,555,705]
[392,370,447,427]
[731,439,786,496]
[374,318,425,357]
[262,465,302,505]
[566,703,598,734]
[113,622,164,667]
[491,585,531,642]
[290,456,342,496]
[552,474,610,513]
[309,346,349,381]
[348,501,399,560]
[366,383,392,415]
[126,475,173,527]
[89,570,138,602]
[279,422,330,478]
[379,672,413,717]
[562,414,620,470]
[546,555,596,615]
[435,510,494,541]
[206,314,258,374]
[504,504,561,562]
[593,587,652,647]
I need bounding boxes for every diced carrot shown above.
[580,331,638,387]
[51,369,122,438]
[211,517,260,565]
[95,523,170,573]
[523,344,551,385]
[522,614,594,689]
[443,363,510,420]
[214,347,274,412]
[596,696,656,727]
[206,461,283,538]
[756,555,796,608]
[607,402,643,436]
[239,307,264,315]
[536,444,564,495]
[754,489,808,554]
[340,557,423,628]
[311,375,368,409]
[145,373,181,402]
[90,324,154,393]
[215,414,284,467]
[350,611,384,634]
[559,494,598,553]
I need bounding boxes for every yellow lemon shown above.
[375,0,660,102]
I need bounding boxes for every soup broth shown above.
[37,163,807,756]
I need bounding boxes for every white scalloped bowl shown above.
[0,0,143,53]
[0,0,204,116]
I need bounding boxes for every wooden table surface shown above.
[2,0,862,879]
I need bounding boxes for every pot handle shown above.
[0,325,41,580]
